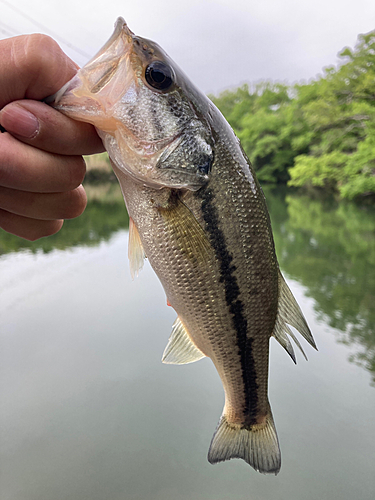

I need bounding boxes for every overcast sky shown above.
[1,0,374,94]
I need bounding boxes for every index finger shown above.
[0,34,78,109]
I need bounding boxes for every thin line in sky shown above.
[0,20,19,36]
[0,27,14,38]
[0,0,91,59]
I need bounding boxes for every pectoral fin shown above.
[273,270,317,363]
[128,217,146,279]
[158,193,212,266]
[162,316,206,365]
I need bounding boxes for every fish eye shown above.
[145,61,174,91]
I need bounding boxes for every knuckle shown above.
[13,34,76,98]
[27,33,58,53]
[0,133,20,186]
[62,186,87,219]
[0,207,63,241]
[27,220,64,241]
[67,156,87,189]
[25,35,61,89]
[16,34,58,71]
[25,231,44,242]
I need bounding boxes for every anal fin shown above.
[162,316,206,365]
[273,270,317,363]
[128,217,146,279]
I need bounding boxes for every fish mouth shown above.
[90,17,134,61]
[46,17,136,129]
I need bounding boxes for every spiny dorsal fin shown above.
[128,217,146,279]
[162,316,206,365]
[273,270,317,363]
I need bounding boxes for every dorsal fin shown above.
[162,316,206,365]
[273,270,317,363]
[128,217,146,279]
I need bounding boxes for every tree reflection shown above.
[266,187,375,385]
[1,182,374,384]
[0,184,128,255]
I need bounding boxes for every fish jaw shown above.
[51,17,134,132]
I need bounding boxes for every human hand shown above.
[0,34,104,240]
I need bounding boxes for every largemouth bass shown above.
[50,18,317,474]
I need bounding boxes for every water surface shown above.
[1,186,374,500]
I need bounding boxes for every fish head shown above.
[52,17,214,190]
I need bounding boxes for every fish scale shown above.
[50,17,317,474]
[196,178,274,424]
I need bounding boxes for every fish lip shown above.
[85,17,134,65]
[45,17,134,106]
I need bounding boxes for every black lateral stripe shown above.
[197,187,259,423]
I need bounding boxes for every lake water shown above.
[1,185,374,500]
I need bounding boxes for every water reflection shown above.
[0,184,128,255]
[1,184,374,384]
[1,184,375,498]
[265,187,375,385]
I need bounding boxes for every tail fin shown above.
[207,408,281,474]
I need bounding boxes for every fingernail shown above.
[0,105,39,138]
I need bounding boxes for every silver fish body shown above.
[51,18,317,474]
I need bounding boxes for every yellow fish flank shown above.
[51,18,317,474]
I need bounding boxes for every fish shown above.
[49,17,317,474]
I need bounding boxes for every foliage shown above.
[210,31,375,200]
[210,82,293,183]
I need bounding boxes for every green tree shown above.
[210,82,293,183]
[211,30,375,200]
[288,31,375,199]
